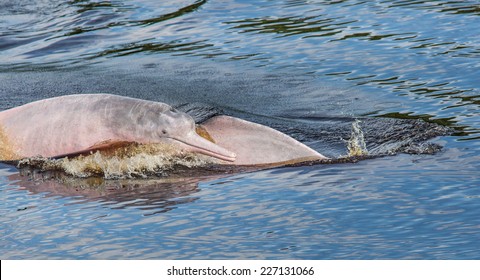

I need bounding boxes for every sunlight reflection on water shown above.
[1,0,479,259]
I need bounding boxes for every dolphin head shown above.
[157,107,236,162]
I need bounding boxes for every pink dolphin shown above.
[0,94,327,165]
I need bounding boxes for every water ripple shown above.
[1,0,480,259]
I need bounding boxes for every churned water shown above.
[1,0,479,259]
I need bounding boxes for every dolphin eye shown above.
[161,129,167,135]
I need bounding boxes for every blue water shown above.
[1,0,480,259]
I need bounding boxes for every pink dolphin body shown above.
[0,94,326,165]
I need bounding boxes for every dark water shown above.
[1,0,479,259]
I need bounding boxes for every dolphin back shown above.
[0,94,175,159]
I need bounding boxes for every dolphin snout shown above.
[177,131,236,162]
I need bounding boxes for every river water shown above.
[1,0,479,259]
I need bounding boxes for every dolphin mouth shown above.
[175,132,236,162]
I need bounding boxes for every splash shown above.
[0,125,19,161]
[347,119,369,157]
[17,143,217,179]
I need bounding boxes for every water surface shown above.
[1,0,479,259]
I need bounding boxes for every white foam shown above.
[18,143,217,179]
